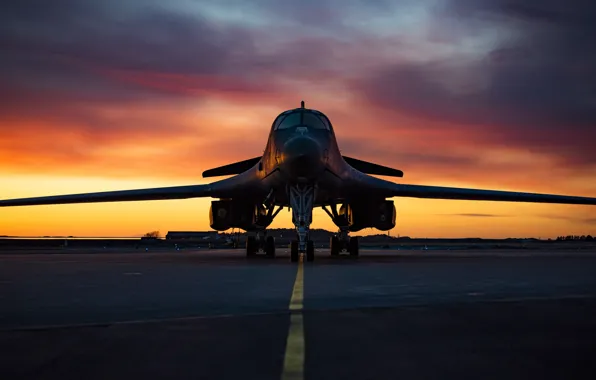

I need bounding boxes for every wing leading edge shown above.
[357,174,596,205]
[390,183,596,205]
[0,184,212,207]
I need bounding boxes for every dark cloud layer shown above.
[356,0,596,165]
[438,213,510,217]
[538,214,596,225]
[1,1,248,70]
[456,213,508,217]
[1,0,595,179]
[0,0,288,149]
[0,0,379,99]
[0,0,368,127]
[0,1,262,100]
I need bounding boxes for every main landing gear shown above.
[246,232,276,258]
[289,184,315,263]
[322,205,359,258]
[245,190,284,259]
[330,236,359,257]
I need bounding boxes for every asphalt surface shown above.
[1,248,596,380]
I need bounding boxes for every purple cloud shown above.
[354,0,596,165]
[1,0,595,179]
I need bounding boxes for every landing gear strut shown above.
[323,204,359,258]
[289,184,315,262]
[246,190,284,259]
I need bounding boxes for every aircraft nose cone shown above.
[282,136,323,179]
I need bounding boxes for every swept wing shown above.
[355,173,596,205]
[0,184,213,207]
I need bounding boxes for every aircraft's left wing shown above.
[356,175,596,205]
[0,184,212,207]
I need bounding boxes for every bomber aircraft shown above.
[2,101,596,262]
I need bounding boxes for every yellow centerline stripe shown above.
[281,254,305,380]
[289,255,304,311]
[281,313,304,380]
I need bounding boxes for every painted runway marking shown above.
[282,255,305,380]
[289,257,304,311]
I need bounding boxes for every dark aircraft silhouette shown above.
[2,101,596,262]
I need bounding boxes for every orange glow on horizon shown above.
[1,99,595,239]
[0,174,594,239]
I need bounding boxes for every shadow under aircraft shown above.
[2,101,596,262]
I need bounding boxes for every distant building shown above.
[165,231,218,240]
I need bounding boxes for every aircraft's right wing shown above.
[389,183,596,205]
[0,184,213,207]
[355,173,596,205]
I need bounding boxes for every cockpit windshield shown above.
[302,113,327,129]
[277,113,302,130]
[274,110,331,131]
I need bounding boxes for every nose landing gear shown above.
[289,184,316,262]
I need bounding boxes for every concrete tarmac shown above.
[1,248,596,379]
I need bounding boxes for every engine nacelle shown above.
[209,200,257,231]
[339,200,396,232]
[209,200,274,231]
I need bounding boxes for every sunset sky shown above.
[1,0,595,238]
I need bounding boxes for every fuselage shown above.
[258,106,350,206]
[206,105,389,206]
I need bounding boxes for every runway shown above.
[2,248,596,379]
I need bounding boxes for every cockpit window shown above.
[302,113,327,129]
[318,114,333,131]
[277,112,302,130]
[274,111,331,131]
[272,115,285,130]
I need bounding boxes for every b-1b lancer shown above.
[2,101,596,262]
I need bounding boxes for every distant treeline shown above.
[555,235,594,241]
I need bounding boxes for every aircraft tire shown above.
[290,240,299,262]
[246,236,257,257]
[306,240,315,262]
[330,236,339,256]
[265,236,276,257]
[349,236,359,257]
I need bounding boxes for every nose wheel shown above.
[290,239,315,262]
[348,236,359,257]
[306,240,315,262]
[290,240,299,262]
